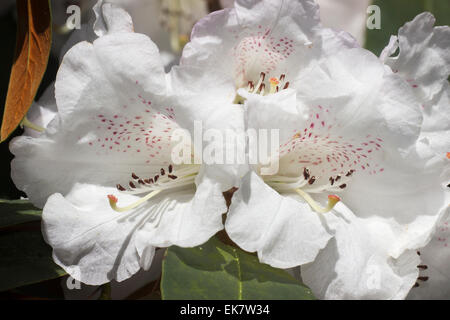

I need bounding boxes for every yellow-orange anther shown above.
[269,77,280,86]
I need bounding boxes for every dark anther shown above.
[129,181,136,189]
[168,165,173,173]
[145,178,154,184]
[161,168,165,176]
[308,176,316,185]
[260,72,266,81]
[283,82,290,89]
[131,173,139,180]
[138,179,145,185]
[339,184,347,189]
[447,183,450,188]
[303,168,310,180]
[258,83,265,93]
[116,184,126,191]
[418,276,429,282]
[417,265,428,270]
[154,175,159,182]
[346,169,355,177]
[168,175,178,180]
[417,251,421,256]
[329,177,335,186]
[335,175,341,182]
[280,74,285,81]
[414,282,419,288]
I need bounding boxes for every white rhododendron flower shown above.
[10,3,243,285]
[176,0,449,299]
[61,0,209,67]
[379,12,450,300]
[220,0,372,45]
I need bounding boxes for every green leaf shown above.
[0,230,66,292]
[365,0,450,56]
[0,199,42,229]
[161,236,315,300]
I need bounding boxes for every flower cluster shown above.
[10,0,449,299]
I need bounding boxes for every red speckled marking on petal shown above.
[279,105,385,183]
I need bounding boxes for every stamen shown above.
[269,77,279,86]
[283,82,290,89]
[116,184,126,191]
[346,170,355,177]
[132,173,139,180]
[168,175,177,180]
[129,181,136,189]
[269,77,279,94]
[108,190,162,213]
[254,72,266,94]
[257,83,265,95]
[417,265,428,270]
[168,165,173,173]
[247,81,254,92]
[295,189,340,213]
[418,276,429,281]
[20,116,45,133]
[260,72,266,82]
[161,168,165,176]
[303,168,310,180]
[308,176,316,185]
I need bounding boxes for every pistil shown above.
[108,190,162,213]
[295,189,340,213]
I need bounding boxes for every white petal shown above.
[225,171,331,268]
[316,0,371,46]
[135,167,227,248]
[183,0,321,87]
[42,184,154,285]
[24,83,57,138]
[62,248,165,300]
[56,33,166,119]
[43,168,227,284]
[380,35,398,63]
[93,0,134,37]
[340,141,450,257]
[420,82,450,156]
[168,65,247,189]
[383,12,450,101]
[302,203,420,300]
[407,208,450,300]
